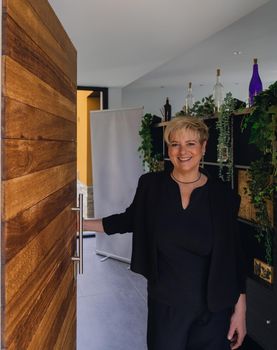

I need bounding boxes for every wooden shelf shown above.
[234,107,253,116]
[155,105,277,127]
[155,114,220,127]
[234,105,277,116]
[155,121,169,127]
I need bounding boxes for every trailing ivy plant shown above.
[216,92,236,182]
[138,113,163,172]
[241,81,277,265]
[245,157,275,264]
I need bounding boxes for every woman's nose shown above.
[178,144,188,153]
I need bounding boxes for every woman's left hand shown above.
[227,294,247,349]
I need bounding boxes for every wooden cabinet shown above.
[246,279,277,349]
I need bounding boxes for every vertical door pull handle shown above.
[71,193,84,274]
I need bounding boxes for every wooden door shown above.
[1,0,77,349]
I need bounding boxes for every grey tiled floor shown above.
[77,236,148,350]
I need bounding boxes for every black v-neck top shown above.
[103,170,246,312]
[148,173,213,310]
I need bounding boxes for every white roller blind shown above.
[90,107,144,262]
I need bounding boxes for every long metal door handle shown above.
[79,193,84,274]
[71,193,84,274]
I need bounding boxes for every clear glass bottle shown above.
[249,58,263,106]
[213,69,224,111]
[185,82,194,114]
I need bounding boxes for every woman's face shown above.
[168,128,206,174]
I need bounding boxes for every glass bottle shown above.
[213,69,224,111]
[185,82,194,114]
[249,58,263,106]
[164,97,172,121]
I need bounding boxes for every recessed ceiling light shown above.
[233,51,242,55]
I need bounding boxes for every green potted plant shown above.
[138,113,163,172]
[241,81,277,281]
[190,95,216,117]
[176,95,216,117]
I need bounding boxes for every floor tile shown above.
[77,237,147,350]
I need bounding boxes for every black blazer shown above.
[102,170,246,312]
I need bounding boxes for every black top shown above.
[148,175,213,309]
[102,170,246,312]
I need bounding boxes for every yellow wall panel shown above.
[87,97,101,185]
[77,90,92,185]
[77,91,100,186]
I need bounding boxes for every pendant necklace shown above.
[171,172,201,184]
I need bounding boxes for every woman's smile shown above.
[177,156,192,162]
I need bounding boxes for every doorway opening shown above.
[76,86,108,219]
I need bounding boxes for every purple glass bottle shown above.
[249,58,263,106]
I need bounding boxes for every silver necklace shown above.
[171,172,201,184]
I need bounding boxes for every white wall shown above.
[108,87,122,109]
[123,86,185,117]
[122,80,272,117]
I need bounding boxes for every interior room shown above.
[1,0,276,349]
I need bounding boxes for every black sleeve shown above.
[102,175,145,235]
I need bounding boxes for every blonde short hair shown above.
[164,116,209,145]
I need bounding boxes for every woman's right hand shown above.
[227,294,247,349]
[83,219,104,233]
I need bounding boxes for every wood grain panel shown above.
[3,0,76,82]
[27,0,76,62]
[5,221,75,349]
[3,181,76,263]
[2,161,76,221]
[26,265,75,350]
[53,294,76,350]
[5,203,75,304]
[2,97,76,140]
[3,14,75,102]
[60,314,76,350]
[3,56,75,123]
[2,0,77,348]
[2,139,76,180]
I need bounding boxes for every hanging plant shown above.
[241,81,277,265]
[138,113,163,172]
[245,157,274,264]
[216,92,236,182]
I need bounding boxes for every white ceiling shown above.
[48,0,275,89]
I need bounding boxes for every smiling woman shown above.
[84,115,247,350]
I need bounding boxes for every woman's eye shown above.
[187,142,196,147]
[170,143,179,147]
